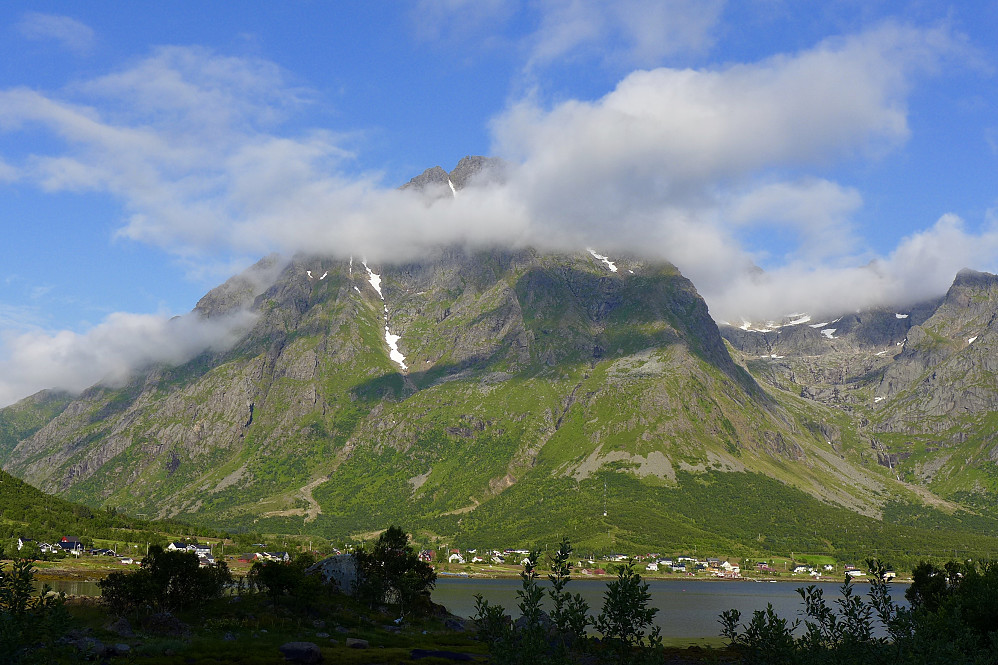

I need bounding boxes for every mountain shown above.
[1,158,997,558]
[720,268,998,512]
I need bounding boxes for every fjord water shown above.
[41,575,909,638]
[433,577,909,638]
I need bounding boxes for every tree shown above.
[249,552,320,606]
[353,526,436,617]
[595,561,661,661]
[99,545,230,613]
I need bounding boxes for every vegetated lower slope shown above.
[0,467,188,546]
[0,389,72,460]
[3,242,984,556]
[721,268,998,523]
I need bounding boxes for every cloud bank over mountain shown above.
[1,15,996,405]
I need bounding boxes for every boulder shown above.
[306,554,358,595]
[444,617,467,632]
[105,616,134,637]
[278,641,323,663]
[143,611,192,637]
[345,638,369,649]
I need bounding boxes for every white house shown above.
[448,553,465,564]
[645,562,659,572]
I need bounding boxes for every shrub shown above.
[594,561,662,662]
[0,558,68,662]
[99,545,231,613]
[248,552,322,606]
[353,526,436,617]
[721,558,998,665]
[548,537,590,649]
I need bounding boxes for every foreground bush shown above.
[720,558,998,665]
[99,544,231,613]
[473,538,662,664]
[0,558,68,663]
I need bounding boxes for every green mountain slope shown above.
[1,157,996,556]
[3,242,983,555]
[721,269,998,524]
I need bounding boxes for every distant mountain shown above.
[1,158,996,558]
[720,268,998,508]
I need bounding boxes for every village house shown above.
[254,551,290,563]
[448,552,465,564]
[58,536,83,551]
[16,537,34,550]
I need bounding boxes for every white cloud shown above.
[704,214,998,321]
[526,0,724,69]
[0,157,18,183]
[411,0,513,43]
[0,309,256,407]
[0,23,991,405]
[17,12,95,56]
[411,0,723,68]
[726,179,864,259]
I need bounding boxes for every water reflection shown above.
[432,577,908,638]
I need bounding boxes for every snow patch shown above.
[320,271,328,280]
[876,350,887,356]
[628,269,634,274]
[895,313,908,319]
[821,328,837,339]
[385,328,407,369]
[874,396,884,403]
[809,322,830,328]
[362,261,406,371]
[587,249,618,272]
[787,315,812,325]
[968,336,978,344]
[306,270,312,279]
[362,261,383,298]
[353,286,360,293]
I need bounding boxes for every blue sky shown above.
[1,1,997,404]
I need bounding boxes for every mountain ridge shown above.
[0,158,995,555]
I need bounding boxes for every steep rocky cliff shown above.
[721,269,998,503]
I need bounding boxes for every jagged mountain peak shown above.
[400,155,505,194]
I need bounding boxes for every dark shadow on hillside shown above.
[348,262,771,406]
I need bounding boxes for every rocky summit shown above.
[1,160,996,553]
[720,268,998,504]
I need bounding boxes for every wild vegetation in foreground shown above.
[3,528,997,664]
[721,558,998,664]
